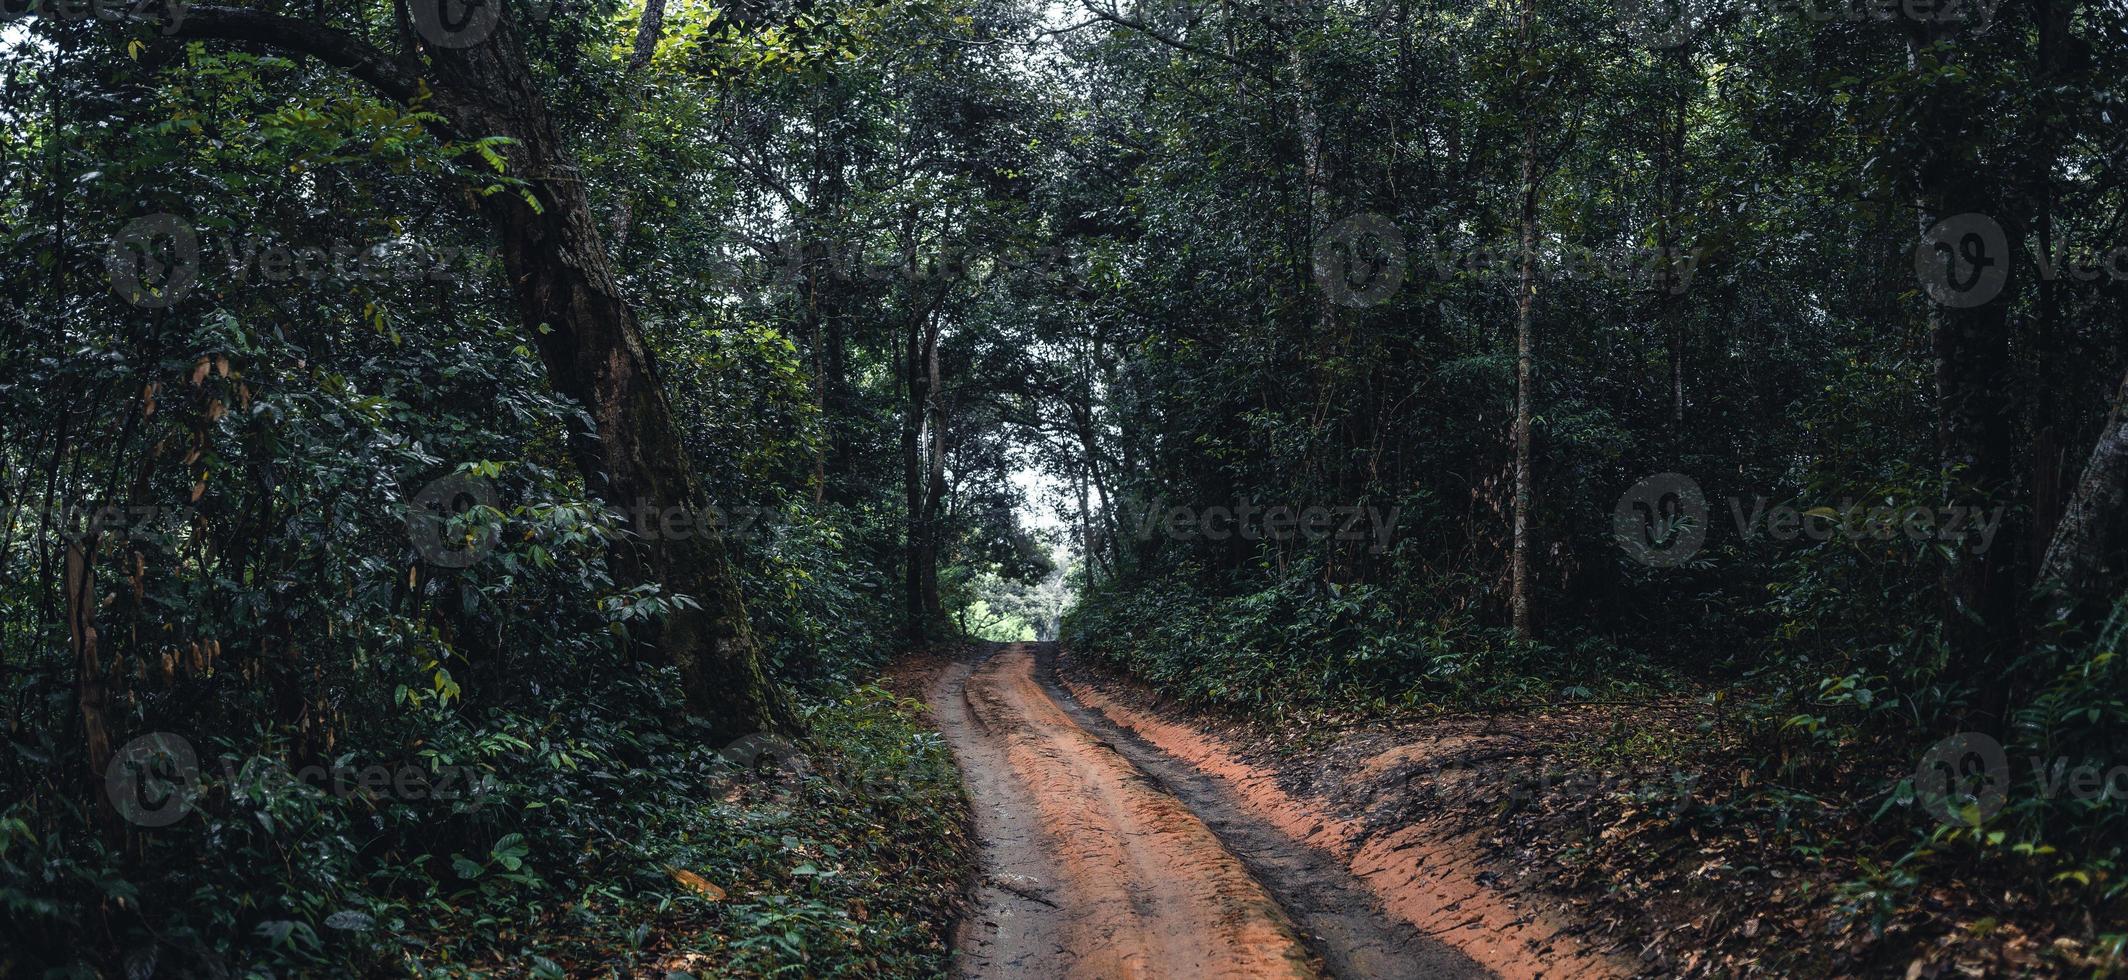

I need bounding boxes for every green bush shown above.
[1063,561,1663,717]
[0,680,967,977]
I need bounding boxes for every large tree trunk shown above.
[1922,193,2018,731]
[2037,370,2128,621]
[2017,0,2085,612]
[168,4,796,740]
[1903,14,2020,729]
[421,18,794,741]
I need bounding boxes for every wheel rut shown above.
[932,641,1490,979]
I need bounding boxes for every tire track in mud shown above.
[933,643,1316,978]
[932,642,1490,979]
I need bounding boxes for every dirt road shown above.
[931,643,1492,979]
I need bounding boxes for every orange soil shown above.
[937,644,1320,979]
[1062,674,1632,980]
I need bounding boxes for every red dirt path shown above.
[930,643,1320,979]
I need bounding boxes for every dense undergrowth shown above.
[0,678,966,977]
[1063,563,1675,718]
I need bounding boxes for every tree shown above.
[158,2,794,739]
[1508,0,1541,640]
[2038,370,2128,621]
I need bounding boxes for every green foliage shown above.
[3,9,982,973]
[0,678,966,977]
[1065,563,1665,718]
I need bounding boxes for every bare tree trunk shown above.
[68,534,114,832]
[902,279,933,642]
[822,294,850,492]
[922,321,949,621]
[1508,0,1539,641]
[800,228,830,506]
[1658,48,1688,426]
[1071,396,1118,572]
[902,407,926,641]
[1292,13,1341,443]
[1076,466,1107,584]
[801,100,849,505]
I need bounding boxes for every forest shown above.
[2,0,2125,976]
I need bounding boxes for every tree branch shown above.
[157,6,423,105]
[1076,2,1269,78]
[609,0,671,249]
